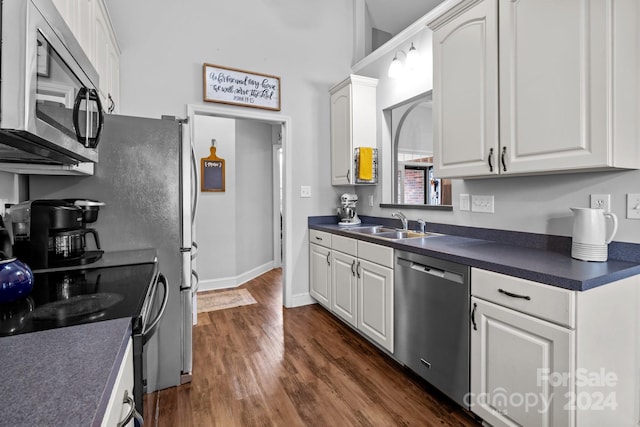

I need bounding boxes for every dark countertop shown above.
[0,317,132,427]
[0,248,159,426]
[310,221,640,291]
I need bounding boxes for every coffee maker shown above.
[10,199,104,270]
[337,193,361,226]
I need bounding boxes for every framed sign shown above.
[203,63,281,111]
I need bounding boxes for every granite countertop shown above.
[0,318,132,427]
[310,220,640,291]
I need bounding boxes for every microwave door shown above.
[0,0,100,164]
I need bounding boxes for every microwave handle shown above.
[72,87,105,148]
[142,273,168,345]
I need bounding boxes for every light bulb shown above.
[406,43,420,71]
[388,55,403,79]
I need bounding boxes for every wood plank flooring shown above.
[143,268,481,426]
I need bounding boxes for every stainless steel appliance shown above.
[9,199,103,269]
[29,114,199,400]
[337,193,361,226]
[0,0,103,172]
[394,250,470,408]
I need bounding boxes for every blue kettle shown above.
[0,255,34,304]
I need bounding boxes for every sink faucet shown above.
[417,219,426,233]
[392,211,408,230]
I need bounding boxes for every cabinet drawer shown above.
[309,229,332,248]
[332,235,357,256]
[472,268,575,328]
[357,240,393,268]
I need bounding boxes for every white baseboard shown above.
[287,293,316,308]
[197,261,277,292]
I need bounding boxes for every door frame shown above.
[186,104,293,307]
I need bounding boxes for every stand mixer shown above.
[337,193,361,226]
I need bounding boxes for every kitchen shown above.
[0,0,639,426]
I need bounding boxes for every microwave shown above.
[0,0,103,174]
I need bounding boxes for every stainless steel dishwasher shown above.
[394,250,470,408]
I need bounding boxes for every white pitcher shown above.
[570,207,618,262]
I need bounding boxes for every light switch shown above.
[459,194,470,211]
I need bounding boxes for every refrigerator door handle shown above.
[191,241,198,260]
[191,142,199,224]
[191,270,200,294]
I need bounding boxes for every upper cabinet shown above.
[428,0,639,178]
[52,0,120,114]
[330,75,378,186]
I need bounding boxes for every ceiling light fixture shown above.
[388,42,421,79]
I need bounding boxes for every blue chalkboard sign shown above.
[201,144,225,192]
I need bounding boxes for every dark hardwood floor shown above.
[143,268,481,426]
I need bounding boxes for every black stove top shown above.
[0,262,156,337]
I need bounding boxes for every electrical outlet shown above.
[459,194,470,211]
[300,186,311,198]
[627,193,640,219]
[368,195,374,207]
[471,195,494,213]
[590,194,610,212]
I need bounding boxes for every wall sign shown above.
[203,63,281,111]
[201,142,225,192]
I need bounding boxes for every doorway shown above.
[186,104,293,307]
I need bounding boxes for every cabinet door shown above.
[309,243,331,309]
[357,259,393,352]
[471,297,574,427]
[330,84,352,185]
[499,0,609,173]
[102,339,135,426]
[432,0,499,178]
[331,251,358,327]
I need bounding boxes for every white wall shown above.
[235,119,274,274]
[104,0,356,303]
[193,116,236,283]
[353,26,640,244]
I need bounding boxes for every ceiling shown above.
[365,0,445,36]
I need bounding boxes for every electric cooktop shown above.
[0,262,157,337]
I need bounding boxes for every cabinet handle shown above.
[326,253,330,266]
[471,302,477,331]
[420,358,432,369]
[347,169,351,183]
[498,288,531,300]
[356,261,361,278]
[117,390,144,427]
[351,259,356,276]
[501,146,507,172]
[315,236,323,241]
[488,148,494,172]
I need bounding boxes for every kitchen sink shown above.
[347,225,441,240]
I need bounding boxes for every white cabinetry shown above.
[102,338,137,427]
[356,241,393,352]
[331,236,358,327]
[329,75,378,185]
[309,230,394,352]
[429,0,639,178]
[309,230,332,309]
[470,268,640,427]
[52,0,120,113]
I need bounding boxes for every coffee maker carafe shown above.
[10,199,104,269]
[337,193,361,226]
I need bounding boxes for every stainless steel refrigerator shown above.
[29,114,198,393]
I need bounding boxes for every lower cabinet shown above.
[309,242,331,308]
[309,229,394,353]
[471,268,640,427]
[102,338,137,427]
[357,258,393,352]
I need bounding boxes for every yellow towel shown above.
[358,147,373,180]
